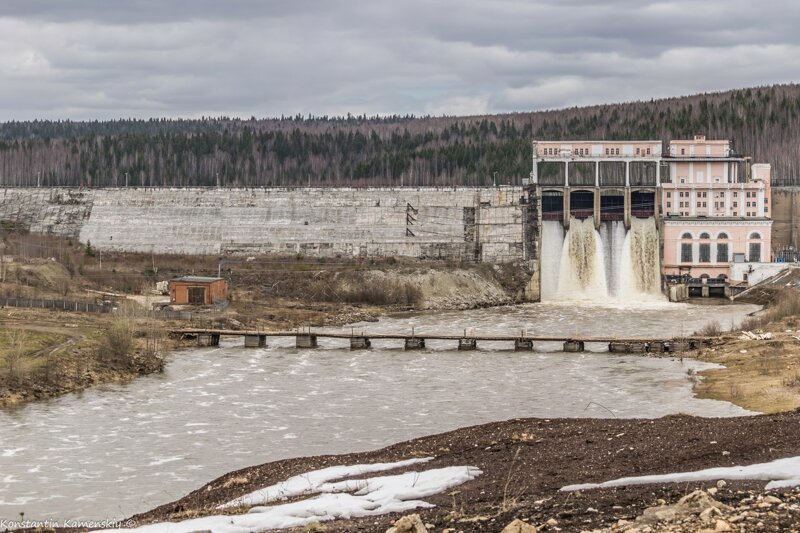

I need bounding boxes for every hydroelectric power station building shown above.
[532,136,772,298]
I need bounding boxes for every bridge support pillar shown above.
[629,342,648,353]
[593,190,601,230]
[296,334,318,348]
[563,340,584,352]
[404,337,426,350]
[198,333,220,347]
[648,341,667,354]
[458,338,477,351]
[244,334,267,348]
[350,337,371,350]
[514,338,533,351]
[608,341,629,353]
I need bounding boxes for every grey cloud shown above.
[0,0,798,120]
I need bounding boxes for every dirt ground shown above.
[693,316,800,413]
[0,308,165,407]
[127,412,800,532]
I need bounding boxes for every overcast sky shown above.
[1,0,799,120]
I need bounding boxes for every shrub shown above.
[695,321,721,337]
[100,319,135,365]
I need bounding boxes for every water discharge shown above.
[0,303,758,521]
[542,217,662,302]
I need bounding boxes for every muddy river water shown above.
[0,301,758,520]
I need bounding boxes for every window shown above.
[666,192,671,198]
[615,148,620,155]
[699,232,710,239]
[636,148,640,155]
[717,243,729,263]
[680,178,686,184]
[646,148,651,155]
[681,232,692,239]
[681,243,693,262]
[765,198,769,204]
[718,232,729,239]
[733,202,737,208]
[702,192,707,198]
[702,202,706,207]
[699,243,711,262]
[697,202,701,208]
[749,232,761,239]
[749,242,761,262]
[733,192,738,197]
[681,148,685,155]
[666,202,671,208]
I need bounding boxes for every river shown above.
[0,301,758,521]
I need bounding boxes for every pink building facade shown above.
[661,136,772,282]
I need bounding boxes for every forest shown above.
[1,84,799,188]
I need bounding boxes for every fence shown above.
[150,309,195,320]
[0,297,112,313]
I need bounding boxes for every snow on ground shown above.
[561,455,800,492]
[101,459,481,533]
[220,457,432,509]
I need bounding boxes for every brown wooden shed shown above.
[169,276,228,305]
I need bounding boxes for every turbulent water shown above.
[0,302,758,521]
[542,217,661,302]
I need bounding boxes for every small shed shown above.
[169,276,228,305]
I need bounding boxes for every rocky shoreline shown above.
[127,412,800,532]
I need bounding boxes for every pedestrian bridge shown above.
[170,328,706,354]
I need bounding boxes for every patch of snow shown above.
[220,457,433,508]
[561,455,800,492]
[100,460,481,533]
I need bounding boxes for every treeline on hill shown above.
[1,84,800,188]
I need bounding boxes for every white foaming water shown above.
[539,221,565,301]
[543,216,663,303]
[556,217,607,300]
[619,217,662,299]
[599,220,627,296]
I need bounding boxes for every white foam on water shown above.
[542,216,665,304]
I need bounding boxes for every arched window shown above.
[699,232,710,239]
[749,232,761,239]
[717,232,729,239]
[681,232,692,239]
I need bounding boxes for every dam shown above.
[0,183,660,303]
[0,137,780,302]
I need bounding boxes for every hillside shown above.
[1,84,799,188]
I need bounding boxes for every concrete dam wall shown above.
[0,187,529,264]
[772,187,800,251]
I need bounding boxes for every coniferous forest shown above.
[1,84,799,188]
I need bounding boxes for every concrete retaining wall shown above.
[772,188,800,250]
[0,187,526,263]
